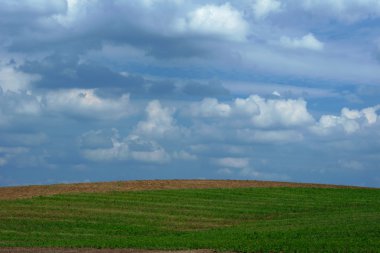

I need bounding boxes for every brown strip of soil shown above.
[0,179,369,200]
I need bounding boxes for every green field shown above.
[0,187,379,252]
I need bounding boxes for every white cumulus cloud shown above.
[280,33,324,51]
[252,0,282,19]
[311,105,380,135]
[176,3,249,41]
[234,95,315,128]
[187,94,315,129]
[135,100,185,138]
[189,98,231,118]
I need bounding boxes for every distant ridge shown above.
[0,179,373,200]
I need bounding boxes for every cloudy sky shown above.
[0,0,380,187]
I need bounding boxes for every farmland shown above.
[0,180,379,252]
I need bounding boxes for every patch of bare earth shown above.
[0,249,216,253]
[0,179,368,200]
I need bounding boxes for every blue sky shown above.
[0,0,380,187]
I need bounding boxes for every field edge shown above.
[0,179,374,200]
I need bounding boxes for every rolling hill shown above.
[0,180,379,252]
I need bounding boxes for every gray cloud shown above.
[3,1,218,59]
[19,54,140,90]
[19,53,232,99]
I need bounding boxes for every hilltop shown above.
[0,179,365,200]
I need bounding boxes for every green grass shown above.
[0,187,379,252]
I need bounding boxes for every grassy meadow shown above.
[0,187,379,252]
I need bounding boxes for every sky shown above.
[0,0,380,187]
